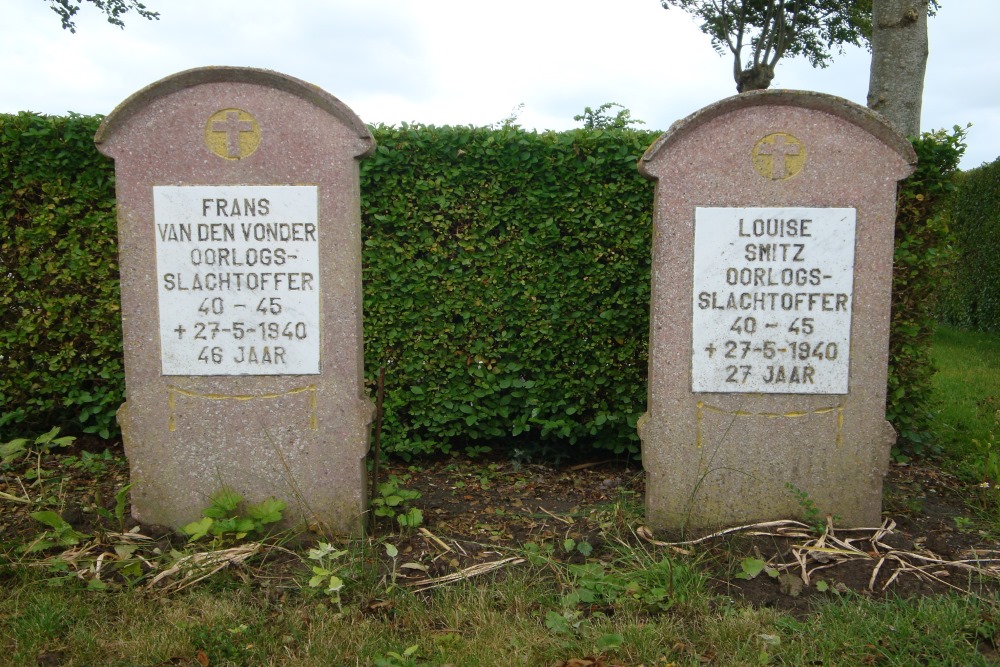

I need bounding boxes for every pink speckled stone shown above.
[95,67,374,534]
[638,90,916,535]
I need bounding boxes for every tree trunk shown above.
[867,0,928,137]
[736,64,775,93]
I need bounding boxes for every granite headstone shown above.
[95,67,374,534]
[638,90,916,533]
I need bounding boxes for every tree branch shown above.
[767,0,792,67]
[710,0,739,55]
[756,0,778,67]
[732,0,748,77]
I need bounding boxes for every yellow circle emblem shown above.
[205,109,261,160]
[752,133,805,180]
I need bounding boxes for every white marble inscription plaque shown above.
[692,207,855,394]
[154,185,320,376]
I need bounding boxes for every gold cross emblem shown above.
[752,132,805,180]
[205,109,261,160]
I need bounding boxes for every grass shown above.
[0,564,996,666]
[3,502,998,666]
[932,325,1000,524]
[932,325,1000,458]
[1,325,999,665]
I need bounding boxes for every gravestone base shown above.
[118,392,372,534]
[639,405,896,533]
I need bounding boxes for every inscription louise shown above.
[691,207,856,394]
[154,185,320,376]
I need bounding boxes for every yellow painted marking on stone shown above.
[309,389,318,430]
[167,385,318,431]
[168,390,176,432]
[696,401,704,448]
[752,132,806,180]
[695,401,844,449]
[169,386,315,401]
[205,108,261,160]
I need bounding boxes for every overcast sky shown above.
[2,1,997,169]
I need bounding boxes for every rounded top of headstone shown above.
[95,66,374,158]
[639,89,917,179]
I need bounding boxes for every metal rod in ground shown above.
[369,365,386,533]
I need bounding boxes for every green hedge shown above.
[361,125,657,456]
[0,112,959,460]
[887,127,967,457]
[0,113,123,439]
[0,114,658,454]
[940,155,1000,333]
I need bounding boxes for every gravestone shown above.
[95,67,375,534]
[637,90,916,533]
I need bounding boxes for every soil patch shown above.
[375,455,1000,614]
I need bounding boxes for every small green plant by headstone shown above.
[523,540,555,566]
[182,487,285,544]
[306,541,348,611]
[22,510,90,553]
[60,448,116,474]
[371,475,423,529]
[546,554,706,627]
[561,538,594,559]
[629,556,706,613]
[187,623,256,664]
[373,644,420,667]
[94,483,132,532]
[1,427,75,472]
[596,632,625,651]
[784,483,835,534]
[953,516,976,532]
[463,444,492,458]
[383,542,403,590]
[544,608,582,635]
[735,557,779,580]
